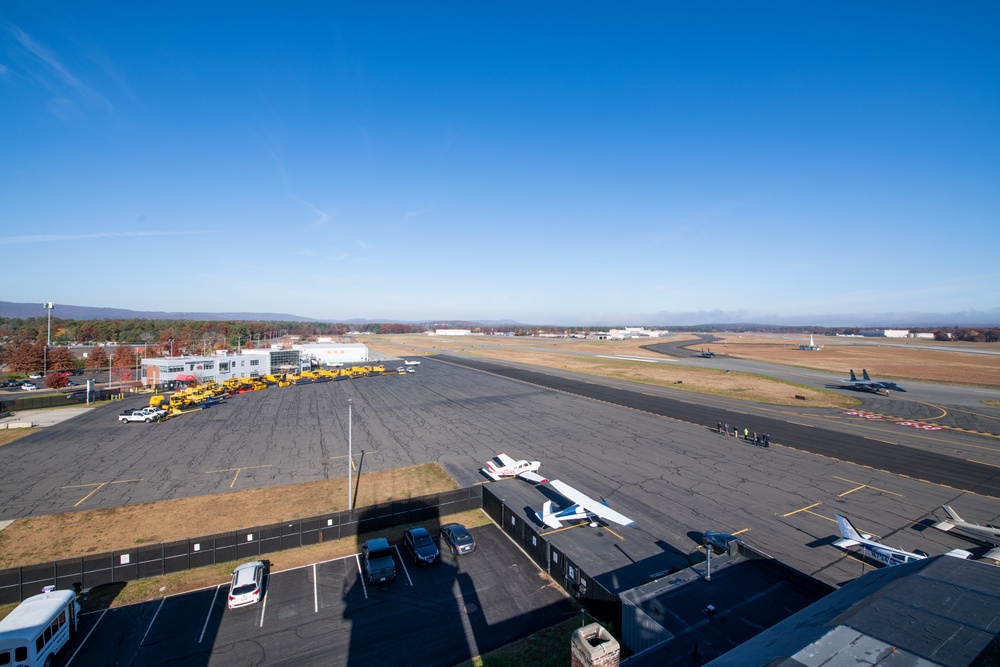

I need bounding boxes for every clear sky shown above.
[3,3,998,326]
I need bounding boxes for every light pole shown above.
[347,398,353,511]
[43,302,54,377]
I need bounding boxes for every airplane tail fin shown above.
[863,369,872,381]
[835,514,864,545]
[537,501,563,529]
[850,370,858,382]
[942,505,963,523]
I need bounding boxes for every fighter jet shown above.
[834,514,971,566]
[842,369,905,394]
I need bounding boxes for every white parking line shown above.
[65,608,108,666]
[139,598,165,647]
[199,585,221,643]
[355,554,368,599]
[313,563,318,613]
[258,575,269,628]
[394,545,414,586]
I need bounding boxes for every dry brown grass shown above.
[369,334,856,408]
[705,333,1000,388]
[0,463,457,568]
[0,430,32,448]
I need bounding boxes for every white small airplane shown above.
[834,514,972,567]
[535,479,636,529]
[934,505,1000,560]
[481,452,547,483]
[404,360,421,366]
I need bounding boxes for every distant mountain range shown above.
[0,301,996,328]
[0,301,318,322]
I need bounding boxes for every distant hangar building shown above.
[292,343,369,366]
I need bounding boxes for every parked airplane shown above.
[404,360,421,366]
[842,369,904,394]
[535,479,636,529]
[697,348,717,358]
[481,452,547,483]
[933,505,1000,560]
[834,514,971,566]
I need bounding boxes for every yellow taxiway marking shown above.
[329,451,375,472]
[968,459,1000,469]
[62,478,145,507]
[782,502,821,517]
[833,475,903,498]
[733,528,751,536]
[540,522,627,542]
[204,464,273,488]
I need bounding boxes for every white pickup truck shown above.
[118,409,156,424]
[141,406,168,421]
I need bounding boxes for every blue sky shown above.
[3,3,998,326]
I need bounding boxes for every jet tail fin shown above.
[850,370,858,382]
[863,369,872,381]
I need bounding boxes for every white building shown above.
[433,329,473,336]
[608,327,670,340]
[292,343,369,366]
[858,329,910,338]
[142,348,301,386]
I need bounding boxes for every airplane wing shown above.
[493,452,517,467]
[518,471,548,484]
[547,480,636,527]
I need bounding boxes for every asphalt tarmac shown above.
[2,356,998,592]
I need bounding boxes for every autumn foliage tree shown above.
[87,345,109,369]
[112,345,136,384]
[1,340,45,374]
[46,346,77,371]
[45,372,71,389]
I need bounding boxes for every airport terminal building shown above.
[141,349,301,386]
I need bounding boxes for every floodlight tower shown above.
[43,302,55,376]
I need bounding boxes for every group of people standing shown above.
[717,422,770,447]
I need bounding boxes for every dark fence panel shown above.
[0,485,485,603]
[55,558,83,593]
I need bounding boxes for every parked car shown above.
[362,537,396,583]
[21,383,38,391]
[141,406,168,421]
[440,523,477,556]
[118,409,155,424]
[228,561,266,609]
[1,380,21,388]
[28,373,42,380]
[402,527,440,565]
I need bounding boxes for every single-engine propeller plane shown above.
[834,514,971,566]
[535,479,636,529]
[933,505,1000,561]
[481,452,547,483]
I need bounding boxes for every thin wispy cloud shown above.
[0,230,214,246]
[262,138,335,227]
[6,25,112,112]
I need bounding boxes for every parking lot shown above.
[57,524,573,667]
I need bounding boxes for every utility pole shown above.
[43,302,55,377]
[347,398,353,510]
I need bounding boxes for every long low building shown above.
[141,348,301,386]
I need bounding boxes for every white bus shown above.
[0,589,79,667]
